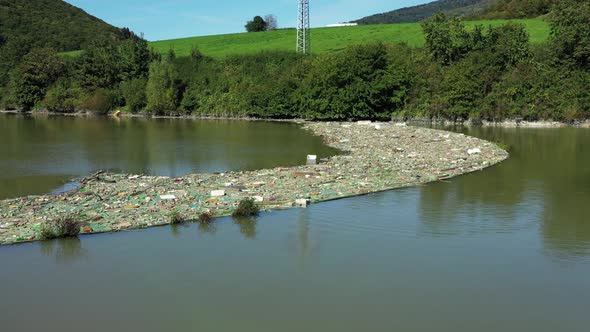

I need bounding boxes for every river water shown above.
[0,115,338,199]
[0,115,589,331]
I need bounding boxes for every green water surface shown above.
[0,114,338,199]
[0,118,589,331]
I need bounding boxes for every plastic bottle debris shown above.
[468,148,482,155]
[295,198,310,207]
[0,121,509,245]
[211,190,226,197]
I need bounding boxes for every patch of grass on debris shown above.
[169,210,185,224]
[199,212,213,223]
[232,198,260,218]
[39,216,82,240]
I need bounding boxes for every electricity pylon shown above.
[296,0,310,54]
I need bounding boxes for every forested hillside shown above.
[353,0,500,24]
[0,0,124,86]
[475,0,559,19]
[0,0,121,51]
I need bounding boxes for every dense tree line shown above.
[1,1,588,122]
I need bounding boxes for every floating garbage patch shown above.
[0,122,509,245]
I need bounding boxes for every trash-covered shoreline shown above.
[0,122,509,245]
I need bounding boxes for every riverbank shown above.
[402,117,590,128]
[0,121,508,245]
[3,110,590,128]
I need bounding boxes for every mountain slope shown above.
[353,0,501,24]
[0,0,122,51]
[0,0,125,85]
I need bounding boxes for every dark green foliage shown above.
[423,14,530,66]
[297,43,412,120]
[118,39,152,81]
[80,89,115,114]
[39,216,82,240]
[422,13,472,64]
[217,51,302,118]
[481,61,590,121]
[476,0,559,19]
[232,198,260,218]
[406,15,570,122]
[245,16,268,32]
[121,78,147,113]
[166,48,177,62]
[354,0,500,24]
[145,60,179,115]
[76,43,121,90]
[75,38,153,91]
[485,22,531,66]
[0,36,33,86]
[13,48,65,110]
[44,81,83,113]
[550,0,590,70]
[0,0,121,52]
[0,0,123,87]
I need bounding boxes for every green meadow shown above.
[147,19,549,58]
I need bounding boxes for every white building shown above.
[326,23,358,28]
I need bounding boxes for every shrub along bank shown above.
[0,0,588,122]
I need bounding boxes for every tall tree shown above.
[145,60,178,114]
[13,48,65,110]
[75,42,121,90]
[421,13,472,65]
[550,0,590,69]
[245,16,268,32]
[264,15,278,30]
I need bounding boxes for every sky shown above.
[65,0,430,41]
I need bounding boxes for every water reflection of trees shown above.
[39,237,87,265]
[77,117,338,176]
[419,127,590,261]
[0,115,338,199]
[197,221,217,235]
[234,217,257,239]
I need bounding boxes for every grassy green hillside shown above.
[148,19,549,58]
